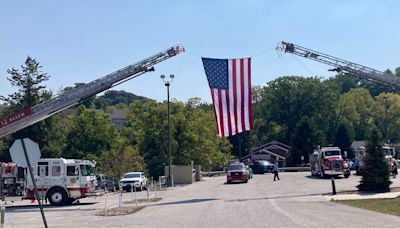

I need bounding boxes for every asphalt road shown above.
[3,172,400,228]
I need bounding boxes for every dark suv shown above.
[250,160,274,174]
[96,174,117,192]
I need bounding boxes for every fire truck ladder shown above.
[277,41,400,89]
[0,45,185,138]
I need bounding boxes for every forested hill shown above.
[99,90,149,106]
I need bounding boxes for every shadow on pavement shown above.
[224,193,324,202]
[223,182,248,185]
[150,194,325,207]
[151,198,218,206]
[4,202,97,213]
[305,175,345,180]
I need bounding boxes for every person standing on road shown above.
[392,159,398,178]
[273,161,280,181]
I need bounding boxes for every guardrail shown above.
[201,171,226,177]
[201,167,310,177]
[279,167,310,172]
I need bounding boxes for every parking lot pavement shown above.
[1,189,155,227]
[3,172,400,227]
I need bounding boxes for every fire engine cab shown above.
[1,158,99,206]
[309,146,350,178]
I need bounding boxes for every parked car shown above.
[251,160,274,174]
[245,165,253,179]
[96,174,117,192]
[119,172,147,191]
[226,162,248,184]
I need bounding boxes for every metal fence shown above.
[279,167,310,172]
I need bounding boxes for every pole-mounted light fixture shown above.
[161,74,174,187]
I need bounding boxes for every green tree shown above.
[336,88,375,140]
[334,122,353,158]
[123,100,168,178]
[229,132,252,159]
[252,76,338,145]
[0,140,9,161]
[374,93,400,144]
[0,56,50,108]
[0,56,63,158]
[123,98,232,178]
[63,106,118,159]
[290,117,322,166]
[100,90,148,106]
[328,73,358,94]
[357,128,391,192]
[98,136,144,181]
[173,98,231,170]
[395,66,400,77]
[36,115,69,158]
[251,85,285,145]
[358,70,397,97]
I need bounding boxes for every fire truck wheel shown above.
[47,188,68,206]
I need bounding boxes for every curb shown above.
[325,192,400,201]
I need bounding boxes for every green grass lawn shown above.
[337,197,400,217]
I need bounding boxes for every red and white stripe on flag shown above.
[210,58,253,137]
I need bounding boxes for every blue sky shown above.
[1,1,399,104]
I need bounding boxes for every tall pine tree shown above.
[0,56,55,159]
[1,56,50,109]
[357,128,392,192]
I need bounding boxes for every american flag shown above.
[202,57,253,137]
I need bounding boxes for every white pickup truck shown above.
[119,172,147,191]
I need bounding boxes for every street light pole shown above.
[161,74,174,187]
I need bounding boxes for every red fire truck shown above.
[309,146,350,178]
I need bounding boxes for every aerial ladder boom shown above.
[0,45,185,138]
[277,41,400,89]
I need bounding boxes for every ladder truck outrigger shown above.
[0,44,184,205]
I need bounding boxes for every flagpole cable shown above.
[291,55,316,76]
[173,53,186,80]
[250,48,275,58]
[185,48,275,59]
[184,51,202,57]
